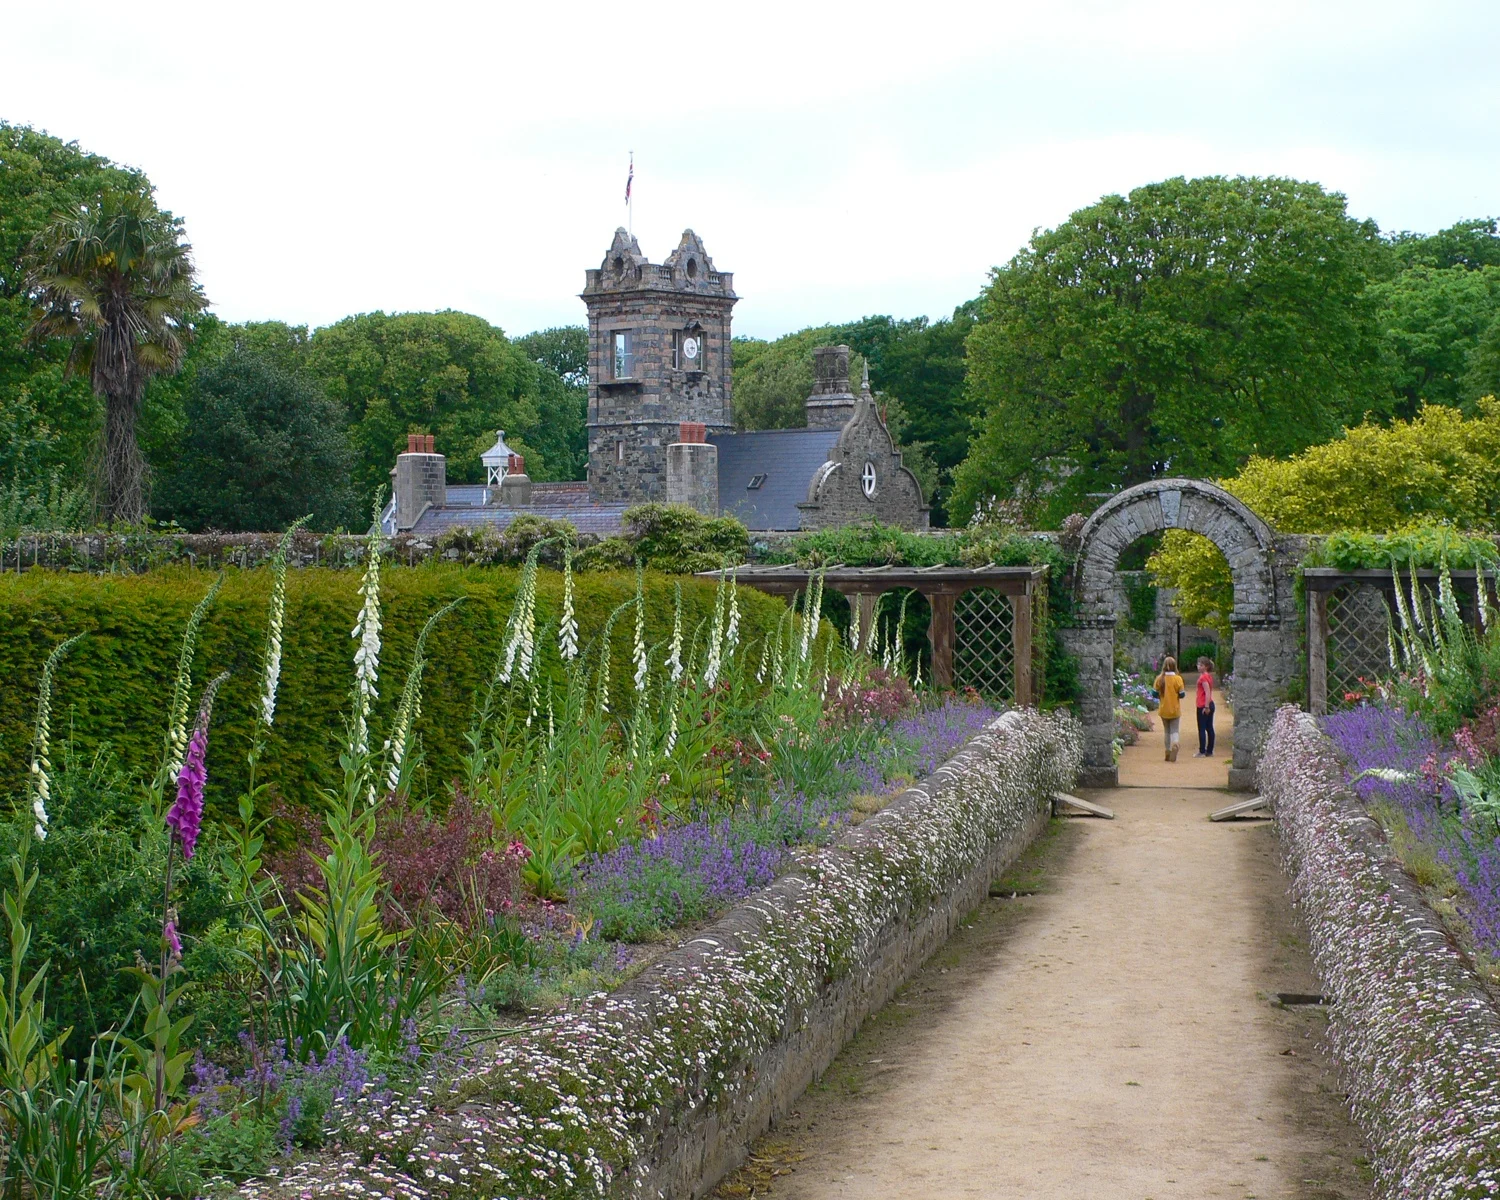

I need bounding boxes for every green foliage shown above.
[577,504,750,574]
[1304,527,1500,572]
[513,326,588,482]
[1388,217,1500,272]
[304,311,552,498]
[1370,265,1500,415]
[0,565,786,814]
[26,187,208,524]
[1149,401,1500,632]
[1120,574,1157,633]
[0,124,149,506]
[953,175,1393,526]
[763,522,960,568]
[154,348,358,532]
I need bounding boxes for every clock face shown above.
[682,336,700,362]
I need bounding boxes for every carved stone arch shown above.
[1060,478,1298,792]
[1075,479,1279,627]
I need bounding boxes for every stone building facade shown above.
[581,229,736,505]
[383,227,928,536]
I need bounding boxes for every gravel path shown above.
[717,696,1371,1200]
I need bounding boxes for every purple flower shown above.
[165,725,208,859]
[163,919,182,959]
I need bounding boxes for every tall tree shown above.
[1371,266,1500,415]
[951,176,1394,526]
[26,189,206,522]
[1389,217,1500,271]
[0,124,148,507]
[155,348,356,532]
[306,310,551,496]
[514,325,588,479]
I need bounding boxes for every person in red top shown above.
[1195,656,1216,757]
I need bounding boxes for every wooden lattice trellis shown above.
[1326,583,1392,709]
[954,587,1015,700]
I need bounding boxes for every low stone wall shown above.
[241,708,1081,1200]
[1260,707,1500,1197]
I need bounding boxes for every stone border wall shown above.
[1260,707,1500,1197]
[241,708,1081,1200]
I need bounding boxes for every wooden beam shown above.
[1054,792,1114,819]
[1010,592,1033,705]
[1209,795,1270,821]
[926,591,955,689]
[1307,588,1328,716]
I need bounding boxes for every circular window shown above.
[861,461,877,498]
[686,257,698,279]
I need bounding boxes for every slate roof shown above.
[405,481,629,538]
[709,429,839,531]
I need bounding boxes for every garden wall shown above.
[1260,707,1500,1197]
[240,707,1081,1200]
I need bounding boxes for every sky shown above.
[5,0,1499,340]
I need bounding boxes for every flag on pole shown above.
[624,154,633,205]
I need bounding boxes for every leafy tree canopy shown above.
[513,325,588,480]
[304,310,548,498]
[1389,217,1500,272]
[0,124,149,498]
[1371,265,1500,416]
[154,348,357,532]
[1150,399,1500,633]
[951,175,1395,528]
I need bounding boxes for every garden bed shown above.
[238,707,1080,1200]
[1260,706,1500,1198]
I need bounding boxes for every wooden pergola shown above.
[704,564,1049,702]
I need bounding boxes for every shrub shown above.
[0,565,787,815]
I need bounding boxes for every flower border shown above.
[239,708,1080,1200]
[1261,706,1500,1198]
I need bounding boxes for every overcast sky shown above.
[5,1,1498,340]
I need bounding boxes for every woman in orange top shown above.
[1154,656,1186,762]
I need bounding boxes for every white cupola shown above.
[482,430,514,501]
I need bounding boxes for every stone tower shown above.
[580,228,737,504]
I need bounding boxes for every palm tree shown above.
[26,189,206,523]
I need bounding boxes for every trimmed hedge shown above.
[0,566,787,817]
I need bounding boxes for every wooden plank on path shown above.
[1054,792,1115,819]
[1209,795,1270,821]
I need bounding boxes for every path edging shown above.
[1260,706,1500,1197]
[241,707,1080,1200]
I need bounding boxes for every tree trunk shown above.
[97,381,148,525]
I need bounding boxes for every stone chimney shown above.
[498,453,533,506]
[392,433,446,531]
[665,421,718,515]
[805,344,858,429]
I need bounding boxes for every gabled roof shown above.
[709,428,839,531]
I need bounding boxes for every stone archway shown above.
[1061,479,1300,790]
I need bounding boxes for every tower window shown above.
[611,330,634,379]
[747,474,767,490]
[616,439,625,463]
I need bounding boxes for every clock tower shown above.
[581,228,737,504]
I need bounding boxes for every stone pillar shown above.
[392,434,446,531]
[498,454,533,506]
[925,592,956,689]
[1307,589,1329,717]
[1009,592,1033,706]
[665,422,718,515]
[1060,622,1116,787]
[1227,618,1300,791]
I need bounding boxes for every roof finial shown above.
[861,359,871,395]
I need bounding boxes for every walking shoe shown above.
[1169,745,1179,762]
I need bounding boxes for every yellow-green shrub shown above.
[0,565,786,818]
[1150,399,1500,634]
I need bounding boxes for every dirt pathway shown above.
[717,696,1370,1200]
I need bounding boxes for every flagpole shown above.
[628,150,634,236]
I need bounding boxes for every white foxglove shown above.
[350,517,384,759]
[667,583,684,682]
[559,547,579,661]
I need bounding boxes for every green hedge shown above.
[0,566,787,818]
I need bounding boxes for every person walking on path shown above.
[1154,656,1186,762]
[1195,656,1217,757]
